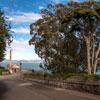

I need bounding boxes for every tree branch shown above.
[97,57,100,62]
[95,43,100,59]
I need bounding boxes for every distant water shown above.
[0,60,100,74]
[0,60,41,71]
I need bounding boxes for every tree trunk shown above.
[92,36,95,68]
[86,39,91,74]
[93,59,97,74]
[93,43,100,74]
[83,35,91,75]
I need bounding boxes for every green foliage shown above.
[0,66,10,75]
[29,0,100,74]
[23,71,48,78]
[0,9,12,61]
[24,72,100,80]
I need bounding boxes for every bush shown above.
[23,72,100,80]
[0,66,10,75]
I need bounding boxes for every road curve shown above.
[0,75,100,100]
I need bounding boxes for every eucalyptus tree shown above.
[29,0,100,74]
[0,9,12,61]
[63,0,100,74]
[29,4,82,73]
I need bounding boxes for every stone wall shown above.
[23,76,100,95]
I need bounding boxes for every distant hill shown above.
[19,60,43,63]
[3,59,43,63]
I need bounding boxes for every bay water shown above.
[0,60,100,74]
[0,60,41,71]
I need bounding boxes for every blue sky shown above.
[0,0,99,60]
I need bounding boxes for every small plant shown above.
[0,66,10,75]
[91,74,100,79]
[23,71,100,80]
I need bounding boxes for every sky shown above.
[0,0,99,60]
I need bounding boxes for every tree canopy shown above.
[29,0,100,74]
[0,9,12,61]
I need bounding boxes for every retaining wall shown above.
[23,76,100,95]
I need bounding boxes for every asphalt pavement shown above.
[0,75,100,100]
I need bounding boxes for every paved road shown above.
[0,75,100,100]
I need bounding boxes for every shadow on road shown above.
[0,80,9,100]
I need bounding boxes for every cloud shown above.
[39,6,44,10]
[8,11,42,23]
[52,0,64,3]
[11,27,30,34]
[2,7,9,11]
[5,11,41,60]
[8,17,14,21]
[6,39,40,60]
[52,0,78,3]
[13,39,29,46]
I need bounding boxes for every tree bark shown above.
[87,39,91,74]
[93,43,100,74]
[83,35,91,74]
[92,36,95,68]
[93,57,100,74]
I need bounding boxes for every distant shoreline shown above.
[0,61,41,71]
[2,60,43,63]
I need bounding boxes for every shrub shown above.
[0,66,10,75]
[23,72,100,80]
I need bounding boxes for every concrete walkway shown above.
[0,75,100,100]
